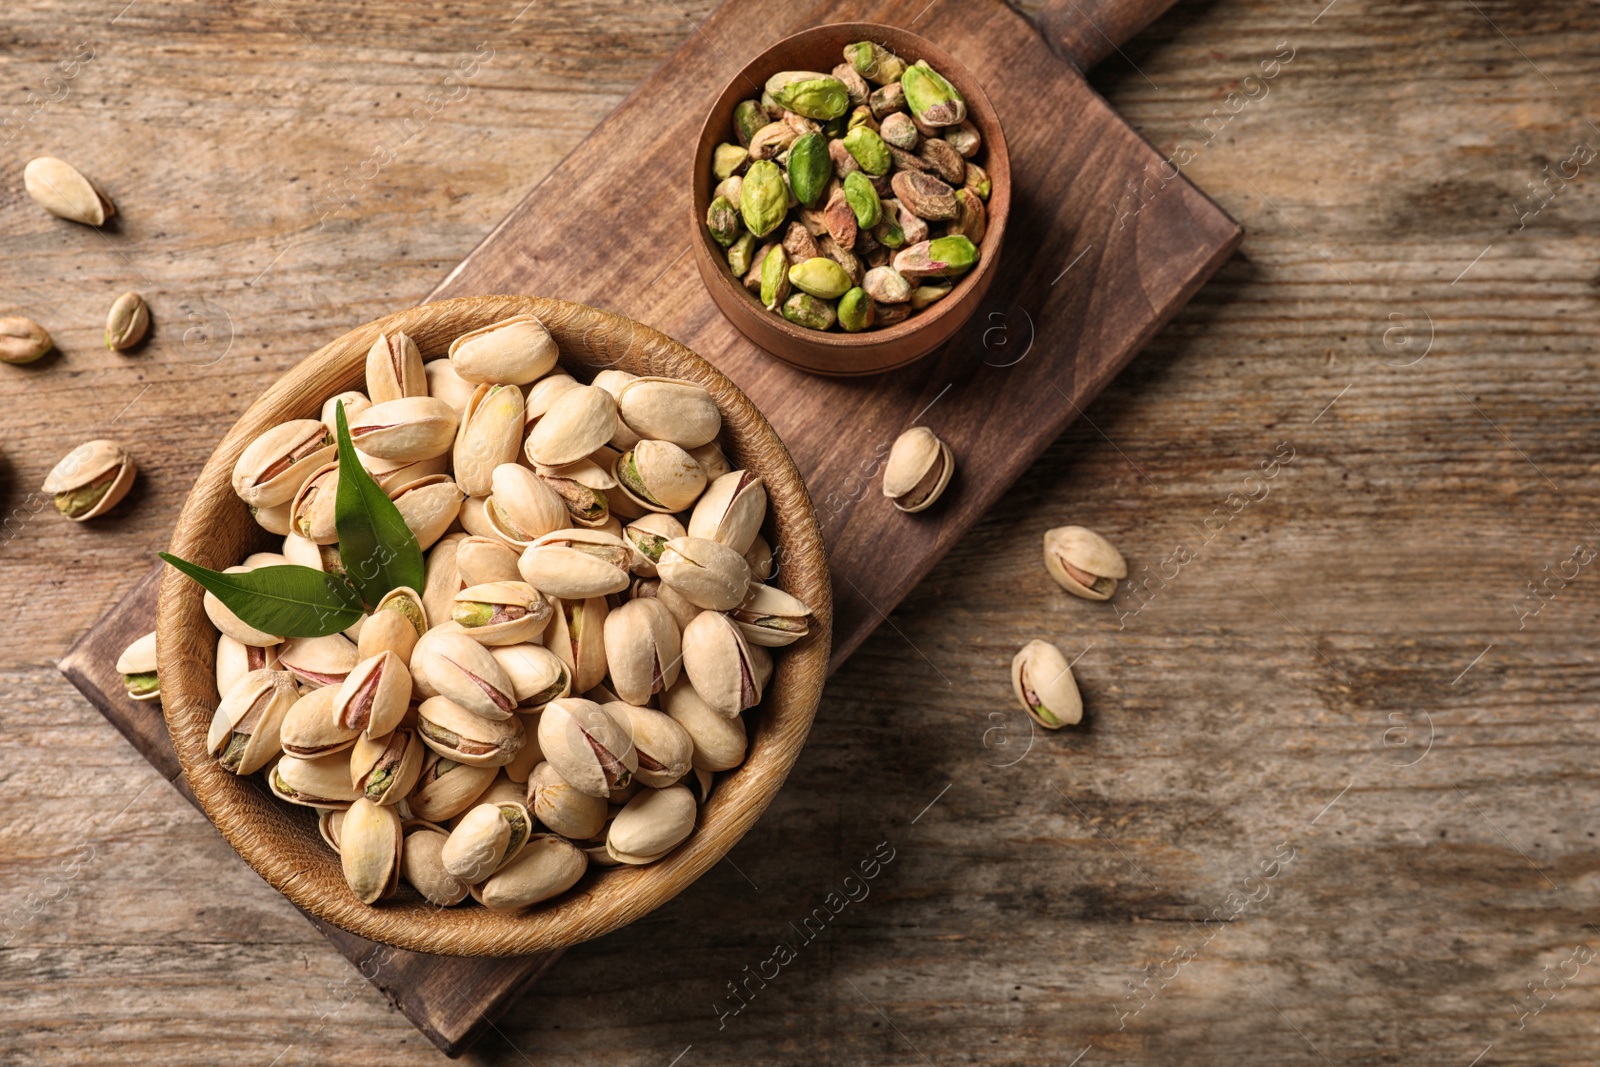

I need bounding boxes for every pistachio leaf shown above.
[333,401,425,607]
[159,555,364,638]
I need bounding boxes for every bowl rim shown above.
[691,21,1011,356]
[155,295,833,956]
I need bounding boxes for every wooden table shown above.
[5,1,1599,1063]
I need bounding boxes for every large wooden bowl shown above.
[692,22,1011,377]
[155,296,832,957]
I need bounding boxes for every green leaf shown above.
[333,401,425,607]
[159,555,364,638]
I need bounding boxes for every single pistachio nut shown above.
[448,314,560,386]
[425,358,477,414]
[278,686,360,759]
[782,291,836,331]
[0,316,53,365]
[746,121,798,162]
[832,59,871,104]
[401,828,470,906]
[730,582,813,648]
[529,761,609,839]
[788,256,852,300]
[844,41,907,85]
[879,112,919,150]
[687,469,766,555]
[490,642,572,711]
[868,80,908,118]
[388,474,464,551]
[607,784,697,865]
[837,287,875,332]
[948,187,987,244]
[842,125,891,176]
[705,195,743,247]
[537,698,639,799]
[842,170,882,229]
[739,159,788,239]
[517,528,632,599]
[688,442,733,484]
[602,596,682,706]
[743,239,775,292]
[622,512,686,577]
[902,60,967,127]
[350,726,426,804]
[455,535,523,587]
[321,391,372,432]
[340,798,402,904]
[759,244,791,311]
[412,629,518,720]
[547,593,610,694]
[348,397,458,462]
[883,426,954,512]
[452,383,525,497]
[946,120,982,158]
[215,634,281,696]
[916,138,965,186]
[786,132,832,207]
[287,461,339,545]
[24,156,115,225]
[657,536,752,611]
[270,752,364,809]
[1042,525,1127,601]
[733,99,769,146]
[486,463,568,546]
[43,439,136,521]
[357,586,427,661]
[964,160,992,200]
[416,694,526,768]
[663,676,748,767]
[827,137,861,182]
[890,170,959,221]
[365,331,426,404]
[474,834,588,910]
[116,631,160,702]
[714,174,743,210]
[277,632,359,688]
[862,266,912,304]
[894,235,979,281]
[743,534,774,581]
[103,291,150,351]
[319,809,346,851]
[441,801,532,883]
[607,702,693,790]
[611,439,705,514]
[713,142,750,180]
[726,231,758,277]
[206,669,298,775]
[200,569,283,648]
[1011,640,1084,729]
[615,376,721,450]
[408,750,498,822]
[765,71,850,120]
[524,384,618,467]
[871,199,908,249]
[452,581,552,646]
[680,610,762,718]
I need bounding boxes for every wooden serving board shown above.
[59,0,1240,1056]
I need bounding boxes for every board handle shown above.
[1034,0,1180,72]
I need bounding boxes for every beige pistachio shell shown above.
[548,594,610,694]
[289,461,340,544]
[456,535,523,587]
[536,698,638,799]
[663,677,747,771]
[687,471,767,555]
[883,426,953,512]
[270,752,363,809]
[251,499,295,536]
[524,372,581,424]
[474,834,587,910]
[616,377,721,449]
[231,420,335,508]
[321,391,371,431]
[689,442,733,483]
[747,642,774,690]
[116,631,160,702]
[207,669,297,774]
[538,453,618,492]
[421,534,468,635]
[400,828,470,906]
[501,714,545,783]
[528,760,608,839]
[357,587,428,661]
[591,369,638,399]
[449,315,559,386]
[279,685,360,759]
[453,384,525,497]
[408,750,499,822]
[517,529,632,599]
[43,439,136,521]
[412,630,517,720]
[365,331,426,405]
[360,451,450,495]
[319,809,346,851]
[602,597,681,706]
[730,582,813,648]
[657,537,752,611]
[456,495,496,540]
[486,463,569,547]
[680,611,761,718]
[425,357,478,414]
[340,798,402,904]
[524,385,617,467]
[632,577,701,633]
[490,643,572,711]
[681,765,714,803]
[24,156,115,225]
[744,535,774,581]
[452,581,552,646]
[349,397,459,462]
[613,440,707,514]
[278,633,359,689]
[416,695,526,768]
[606,785,697,865]
[389,474,464,552]
[622,513,686,578]
[350,726,426,804]
[607,702,693,790]
[1042,525,1127,601]
[332,650,411,739]
[202,567,282,647]
[441,801,532,882]
[1011,640,1083,729]
[475,773,529,811]
[216,634,281,696]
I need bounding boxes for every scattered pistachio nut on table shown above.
[104,291,150,351]
[43,439,137,521]
[882,426,953,512]
[0,316,53,365]
[1042,525,1127,601]
[707,43,989,333]
[23,155,116,226]
[155,312,817,914]
[1011,639,1083,729]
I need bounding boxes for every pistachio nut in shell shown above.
[455,535,522,587]
[663,677,747,769]
[448,314,559,386]
[528,760,609,839]
[764,70,849,120]
[277,633,359,689]
[103,291,150,351]
[348,397,458,462]
[475,834,587,910]
[319,809,346,852]
[613,439,707,514]
[687,470,766,555]
[207,669,297,774]
[517,528,632,599]
[441,801,532,882]
[412,629,517,720]
[116,631,160,702]
[271,752,363,808]
[452,383,524,497]
[338,798,402,904]
[408,749,498,822]
[332,650,411,738]
[524,385,618,468]
[519,372,585,421]
[1042,525,1127,601]
[882,426,953,513]
[416,694,526,768]
[894,235,978,281]
[365,331,426,404]
[232,420,335,512]
[287,461,339,544]
[452,581,551,646]
[537,698,638,799]
[743,534,774,581]
[279,685,360,759]
[216,634,281,697]
[622,512,686,577]
[491,643,572,711]
[657,536,752,611]
[602,596,682,706]
[202,567,282,647]
[1011,640,1084,729]
[902,60,967,127]
[350,726,426,804]
[43,439,136,521]
[547,594,609,694]
[251,499,294,536]
[356,586,428,662]
[360,450,448,496]
[487,463,569,546]
[388,474,464,551]
[400,828,469,906]
[0,316,53,365]
[425,357,477,414]
[24,156,115,225]
[607,702,693,790]
[502,716,545,783]
[730,583,813,648]
[606,784,697,865]
[680,610,762,718]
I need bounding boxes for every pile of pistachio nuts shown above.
[705,41,992,333]
[149,314,815,912]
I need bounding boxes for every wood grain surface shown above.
[6,0,1600,1065]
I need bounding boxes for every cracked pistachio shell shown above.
[216,634,281,696]
[401,828,469,906]
[883,426,953,512]
[452,581,552,646]
[288,461,340,544]
[251,499,295,536]
[349,397,458,462]
[388,474,464,552]
[730,582,813,648]
[357,586,427,661]
[487,463,569,547]
[449,314,559,386]
[277,632,359,690]
[350,726,426,804]
[116,631,160,702]
[537,698,638,799]
[271,753,362,809]
[524,385,618,467]
[687,470,767,556]
[739,159,788,238]
[657,537,753,611]
[416,694,526,767]
[319,809,345,851]
[663,677,747,769]
[202,565,283,646]
[359,450,449,496]
[517,529,632,599]
[491,644,572,711]
[902,60,967,127]
[765,71,850,120]
[425,358,477,414]
[456,535,523,587]
[321,389,371,427]
[474,834,587,910]
[412,630,517,720]
[408,750,498,823]
[341,798,402,904]
[476,772,530,810]
[602,597,682,706]
[607,785,696,865]
[616,377,721,449]
[607,702,693,790]
[44,439,137,521]
[622,512,686,577]
[530,761,609,840]
[332,650,412,739]
[365,331,426,404]
[441,801,532,882]
[613,440,707,514]
[24,156,114,225]
[207,669,297,774]
[1012,640,1083,729]
[680,610,761,718]
[279,685,359,759]
[594,369,639,400]
[547,595,609,694]
[1042,526,1127,601]
[453,384,525,497]
[688,443,732,484]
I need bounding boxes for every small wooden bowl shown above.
[692,22,1011,378]
[155,296,832,957]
